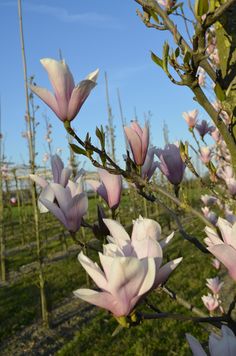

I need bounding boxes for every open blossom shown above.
[141,147,158,181]
[182,109,198,129]
[204,218,236,281]
[206,277,223,295]
[186,325,236,356]
[87,168,122,210]
[156,143,185,185]
[30,154,72,213]
[201,195,218,206]
[124,121,149,165]
[202,293,219,312]
[217,165,236,195]
[201,207,217,225]
[200,146,211,164]
[40,180,88,232]
[31,58,99,122]
[196,120,214,138]
[74,217,182,317]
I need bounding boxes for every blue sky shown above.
[0,0,210,170]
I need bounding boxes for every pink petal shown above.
[87,180,108,204]
[29,174,48,188]
[66,193,88,232]
[207,244,236,281]
[51,154,64,183]
[73,289,119,314]
[132,237,163,260]
[103,219,130,248]
[39,198,67,227]
[217,217,233,245]
[78,252,107,290]
[30,85,61,120]
[38,185,55,213]
[67,79,97,121]
[130,121,143,136]
[131,217,162,242]
[60,168,72,187]
[50,183,71,213]
[153,257,183,287]
[159,232,175,249]
[141,124,149,163]
[186,334,207,356]
[41,58,75,120]
[124,127,142,165]
[98,169,122,209]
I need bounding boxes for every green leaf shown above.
[162,42,170,72]
[183,50,191,65]
[69,144,87,156]
[209,0,216,12]
[151,51,163,69]
[175,47,180,58]
[214,82,226,101]
[195,0,209,16]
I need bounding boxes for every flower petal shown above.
[153,257,183,287]
[39,198,67,228]
[186,334,207,356]
[78,251,107,290]
[207,244,236,281]
[30,85,61,119]
[67,79,97,121]
[51,154,64,183]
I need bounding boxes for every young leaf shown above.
[70,144,87,156]
[151,51,163,69]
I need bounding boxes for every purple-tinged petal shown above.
[60,168,72,187]
[66,193,88,232]
[51,154,64,183]
[41,58,74,120]
[186,334,207,356]
[30,85,61,120]
[159,232,175,249]
[50,183,71,213]
[38,185,55,213]
[29,174,48,188]
[124,127,142,165]
[141,124,149,163]
[39,198,67,228]
[67,80,97,121]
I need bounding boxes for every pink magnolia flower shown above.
[201,195,218,206]
[200,146,211,164]
[206,277,224,295]
[74,217,182,317]
[204,217,236,281]
[196,120,214,138]
[87,168,122,210]
[202,293,219,312]
[40,181,88,233]
[124,121,149,165]
[10,197,17,205]
[141,147,158,181]
[201,207,217,225]
[74,252,156,317]
[182,109,198,129]
[30,154,72,213]
[31,58,99,122]
[217,165,236,195]
[186,325,236,356]
[156,143,185,185]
